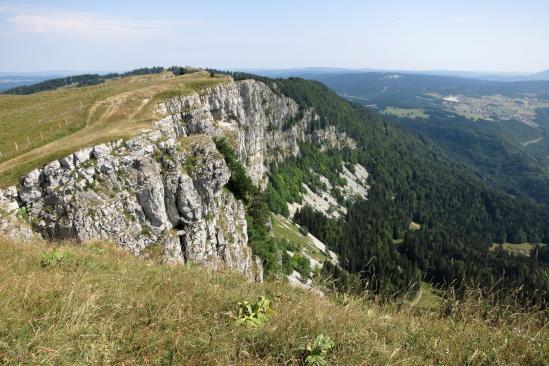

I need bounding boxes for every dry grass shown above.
[0,71,229,187]
[0,237,547,365]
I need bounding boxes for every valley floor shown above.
[0,237,547,365]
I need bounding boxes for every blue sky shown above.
[0,0,547,73]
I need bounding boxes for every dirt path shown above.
[410,285,424,307]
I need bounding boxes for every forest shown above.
[246,76,549,305]
[387,110,549,206]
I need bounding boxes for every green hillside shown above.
[236,75,549,304]
[2,70,548,306]
[0,71,227,187]
[300,71,549,207]
[1,237,546,365]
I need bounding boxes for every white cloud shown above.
[1,5,205,39]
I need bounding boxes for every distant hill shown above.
[251,67,549,82]
[0,75,58,92]
[299,71,549,207]
[530,69,549,80]
[298,72,549,101]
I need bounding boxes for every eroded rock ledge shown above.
[0,79,355,281]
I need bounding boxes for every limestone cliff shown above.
[0,78,354,280]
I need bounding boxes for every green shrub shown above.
[16,207,29,221]
[215,137,256,202]
[235,296,273,328]
[41,249,69,268]
[183,154,200,173]
[299,225,309,236]
[284,239,299,252]
[291,253,311,278]
[249,236,282,276]
[304,334,335,366]
[281,252,293,275]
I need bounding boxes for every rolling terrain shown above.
[2,69,548,300]
[1,69,548,365]
[296,71,549,207]
[0,71,227,187]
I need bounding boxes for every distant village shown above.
[436,93,548,127]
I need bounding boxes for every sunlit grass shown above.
[0,71,229,187]
[1,237,546,365]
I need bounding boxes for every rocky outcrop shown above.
[0,78,356,281]
[0,186,37,241]
[163,80,355,187]
[1,131,262,280]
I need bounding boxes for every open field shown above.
[0,71,229,187]
[1,237,547,365]
[490,242,546,256]
[381,107,428,119]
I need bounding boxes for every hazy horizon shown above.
[1,0,548,73]
[0,66,548,76]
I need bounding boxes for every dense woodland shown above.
[304,72,549,103]
[241,76,549,305]
[388,110,549,206]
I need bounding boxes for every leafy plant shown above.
[16,207,29,221]
[304,334,335,366]
[183,154,200,173]
[41,249,68,268]
[235,296,273,328]
[291,253,311,279]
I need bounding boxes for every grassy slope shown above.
[0,71,228,187]
[490,242,546,256]
[271,214,329,263]
[1,237,547,365]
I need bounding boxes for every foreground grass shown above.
[0,238,547,365]
[0,71,228,187]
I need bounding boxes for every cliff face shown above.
[163,80,355,186]
[0,78,354,280]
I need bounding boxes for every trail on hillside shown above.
[410,285,424,307]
